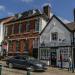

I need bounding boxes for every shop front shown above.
[39,46,71,68]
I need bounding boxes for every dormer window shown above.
[51,32,58,41]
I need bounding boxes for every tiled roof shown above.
[0,17,11,22]
[66,22,75,31]
[4,9,49,24]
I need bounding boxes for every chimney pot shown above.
[43,5,51,18]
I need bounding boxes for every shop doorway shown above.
[51,51,57,66]
[33,48,38,58]
[73,48,75,67]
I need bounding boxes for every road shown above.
[0,60,75,75]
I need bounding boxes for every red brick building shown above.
[4,5,51,58]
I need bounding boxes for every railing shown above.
[40,41,71,47]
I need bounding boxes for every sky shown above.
[0,0,75,22]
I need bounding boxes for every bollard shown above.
[27,67,31,75]
[0,64,2,75]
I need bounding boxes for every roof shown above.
[0,16,16,25]
[66,22,75,31]
[4,9,49,24]
[40,15,71,35]
[0,17,11,22]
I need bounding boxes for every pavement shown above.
[0,60,75,75]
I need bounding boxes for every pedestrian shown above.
[68,56,72,71]
[60,54,63,68]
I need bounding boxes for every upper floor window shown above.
[21,21,26,33]
[4,26,7,36]
[7,25,13,35]
[26,21,30,32]
[19,23,22,33]
[51,32,58,41]
[14,23,19,34]
[35,19,39,32]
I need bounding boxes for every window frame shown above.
[51,32,58,41]
[26,21,30,32]
[35,19,39,32]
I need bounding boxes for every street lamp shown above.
[71,32,74,73]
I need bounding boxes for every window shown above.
[14,23,19,34]
[19,23,22,33]
[25,40,29,51]
[35,19,39,32]
[5,26,7,36]
[9,40,13,51]
[21,22,26,32]
[51,32,58,41]
[7,25,13,35]
[26,21,30,32]
[33,38,38,48]
[16,41,20,51]
[40,48,50,60]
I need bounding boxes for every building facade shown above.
[0,16,15,56]
[39,15,74,68]
[4,5,52,58]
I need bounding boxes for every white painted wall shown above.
[0,24,4,44]
[0,24,4,55]
[39,18,47,33]
[40,16,71,68]
[40,17,71,44]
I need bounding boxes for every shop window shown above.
[16,41,20,51]
[33,38,38,48]
[40,48,50,60]
[24,40,29,51]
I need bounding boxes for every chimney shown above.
[43,5,51,18]
[74,8,75,21]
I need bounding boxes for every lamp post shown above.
[71,32,74,73]
[72,47,74,73]
[38,35,40,60]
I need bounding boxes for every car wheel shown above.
[8,63,13,68]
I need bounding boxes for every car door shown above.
[13,56,21,68]
[19,57,29,69]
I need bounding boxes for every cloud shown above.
[21,0,33,3]
[7,12,14,16]
[0,5,5,11]
[42,3,52,8]
[58,16,71,24]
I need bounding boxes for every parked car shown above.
[6,55,48,71]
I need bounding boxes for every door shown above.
[51,52,57,66]
[73,48,75,68]
[33,48,38,58]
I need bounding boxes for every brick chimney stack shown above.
[74,8,75,21]
[43,5,51,18]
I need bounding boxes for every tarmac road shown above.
[0,60,75,75]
